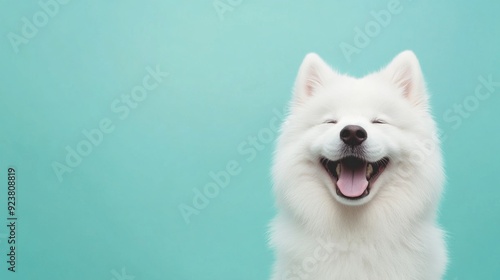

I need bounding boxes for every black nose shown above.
[340,125,367,146]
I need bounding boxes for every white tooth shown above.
[366,164,373,179]
[336,163,341,176]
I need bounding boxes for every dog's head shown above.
[273,51,443,224]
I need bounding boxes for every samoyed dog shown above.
[269,51,447,280]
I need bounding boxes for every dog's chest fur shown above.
[270,215,445,280]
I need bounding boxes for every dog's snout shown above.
[340,125,367,146]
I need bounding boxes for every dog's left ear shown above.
[381,50,428,109]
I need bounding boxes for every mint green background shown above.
[1,1,499,279]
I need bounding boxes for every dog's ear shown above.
[293,53,334,105]
[381,50,428,109]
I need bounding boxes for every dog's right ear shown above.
[293,53,333,105]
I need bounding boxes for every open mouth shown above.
[320,156,389,200]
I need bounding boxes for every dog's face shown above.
[274,51,441,210]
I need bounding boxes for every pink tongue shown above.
[337,162,368,197]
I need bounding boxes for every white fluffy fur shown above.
[269,51,447,280]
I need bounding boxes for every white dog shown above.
[269,51,447,280]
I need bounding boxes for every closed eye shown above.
[372,119,386,124]
[324,119,337,124]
